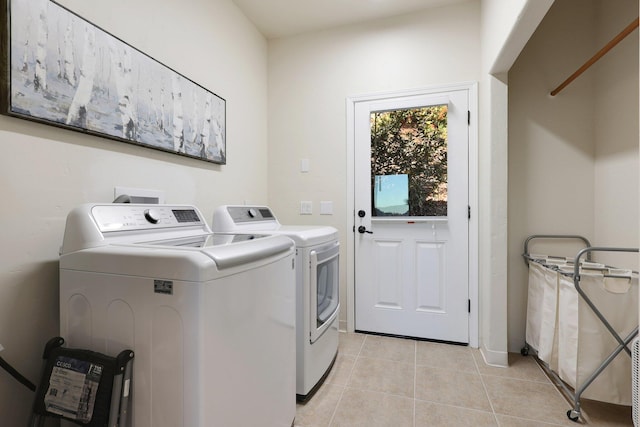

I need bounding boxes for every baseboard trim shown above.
[479,344,508,367]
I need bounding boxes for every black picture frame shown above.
[0,0,226,164]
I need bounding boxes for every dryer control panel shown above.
[212,205,281,232]
[224,206,278,224]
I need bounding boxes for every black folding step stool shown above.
[28,337,133,427]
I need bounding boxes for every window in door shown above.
[370,105,448,217]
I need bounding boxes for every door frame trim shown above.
[345,82,479,348]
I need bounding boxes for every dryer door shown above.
[310,242,340,343]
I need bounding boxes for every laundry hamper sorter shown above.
[557,265,638,405]
[523,236,639,422]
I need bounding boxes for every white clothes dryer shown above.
[59,204,296,427]
[212,205,339,401]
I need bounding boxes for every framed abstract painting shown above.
[0,0,226,164]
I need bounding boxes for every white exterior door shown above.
[354,89,469,343]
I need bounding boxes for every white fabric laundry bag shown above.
[525,262,546,352]
[557,269,638,405]
[536,264,562,371]
[525,260,562,370]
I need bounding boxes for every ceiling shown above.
[231,0,469,39]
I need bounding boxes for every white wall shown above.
[267,0,481,332]
[508,0,597,353]
[593,0,639,267]
[508,0,638,352]
[479,0,554,365]
[0,0,268,424]
[480,0,528,71]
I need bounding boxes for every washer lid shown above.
[139,233,291,269]
[140,233,269,248]
[60,233,295,280]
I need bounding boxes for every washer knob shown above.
[248,208,258,218]
[144,208,160,224]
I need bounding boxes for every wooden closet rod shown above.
[550,17,639,96]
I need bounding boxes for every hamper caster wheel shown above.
[567,409,580,422]
[520,345,529,356]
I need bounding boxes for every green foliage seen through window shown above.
[370,105,448,217]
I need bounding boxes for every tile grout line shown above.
[413,340,417,427]
[528,355,590,424]
[326,334,367,426]
[472,352,579,427]
[472,349,501,426]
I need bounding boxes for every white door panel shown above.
[416,240,446,313]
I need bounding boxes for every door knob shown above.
[357,226,373,234]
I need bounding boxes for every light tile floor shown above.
[295,332,633,427]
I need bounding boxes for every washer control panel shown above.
[91,204,203,232]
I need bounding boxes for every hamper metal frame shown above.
[522,235,638,422]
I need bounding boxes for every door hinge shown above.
[468,299,471,313]
[467,110,470,125]
[468,205,471,220]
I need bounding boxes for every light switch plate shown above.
[300,201,313,215]
[320,201,333,215]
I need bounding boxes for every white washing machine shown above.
[59,203,296,427]
[212,205,339,401]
